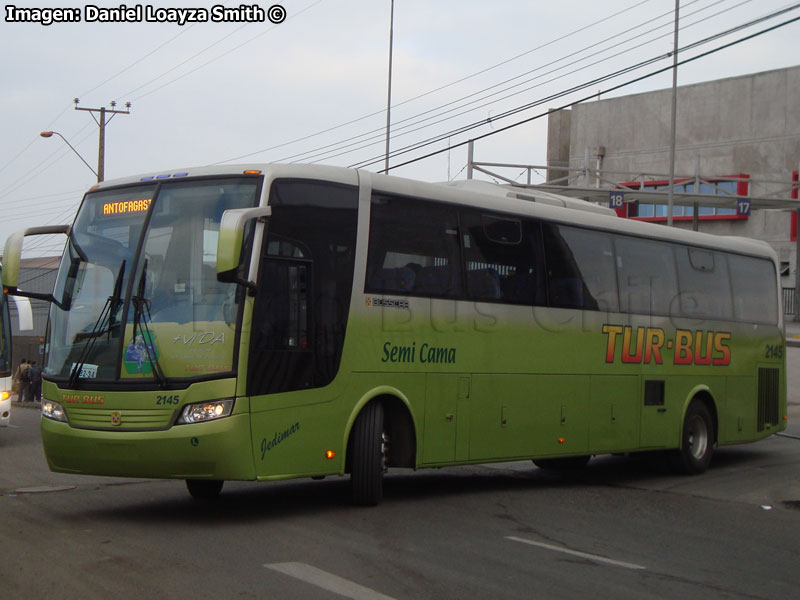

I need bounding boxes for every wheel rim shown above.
[687,414,709,460]
[381,432,390,472]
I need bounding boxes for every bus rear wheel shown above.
[671,401,714,474]
[350,402,386,506]
[186,479,223,500]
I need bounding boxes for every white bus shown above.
[1,268,34,427]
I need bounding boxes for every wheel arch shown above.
[342,387,418,473]
[680,385,719,448]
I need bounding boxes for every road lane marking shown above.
[265,562,398,600]
[14,485,76,494]
[506,536,647,571]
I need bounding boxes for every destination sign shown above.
[102,198,151,215]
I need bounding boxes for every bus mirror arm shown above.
[2,224,71,298]
[217,270,258,296]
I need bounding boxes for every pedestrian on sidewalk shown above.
[28,361,43,403]
[12,359,31,402]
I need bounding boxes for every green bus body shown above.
[4,165,786,501]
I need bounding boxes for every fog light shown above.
[177,399,234,424]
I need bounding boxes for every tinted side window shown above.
[728,254,778,324]
[249,180,358,395]
[366,195,461,299]
[616,237,678,316]
[460,211,546,305]
[543,224,619,311]
[675,247,733,319]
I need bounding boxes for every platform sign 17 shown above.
[609,191,625,209]
[736,198,751,216]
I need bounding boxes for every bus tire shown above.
[350,402,385,506]
[186,479,223,500]
[533,455,591,471]
[671,401,714,474]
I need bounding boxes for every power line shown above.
[0,123,95,204]
[1,0,791,228]
[290,0,752,167]
[78,9,211,100]
[121,0,326,103]
[0,1,248,187]
[213,0,673,164]
[298,0,774,169]
[220,0,750,167]
[372,12,800,173]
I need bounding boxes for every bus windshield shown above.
[46,177,260,383]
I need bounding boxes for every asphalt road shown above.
[2,360,800,599]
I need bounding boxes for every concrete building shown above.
[546,64,800,288]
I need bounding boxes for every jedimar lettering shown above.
[602,325,731,366]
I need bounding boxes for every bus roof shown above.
[90,163,777,262]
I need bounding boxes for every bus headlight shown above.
[42,399,69,423]
[177,399,234,424]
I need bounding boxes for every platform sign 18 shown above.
[736,198,751,216]
[609,191,625,209]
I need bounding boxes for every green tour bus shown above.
[1,164,786,505]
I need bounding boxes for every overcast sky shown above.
[2,0,799,257]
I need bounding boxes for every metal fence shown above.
[783,287,795,316]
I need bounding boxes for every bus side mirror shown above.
[2,225,71,303]
[216,206,271,289]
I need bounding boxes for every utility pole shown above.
[383,0,395,175]
[74,98,131,182]
[667,0,680,226]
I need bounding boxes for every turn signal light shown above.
[325,450,336,459]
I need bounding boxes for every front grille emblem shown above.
[111,412,122,426]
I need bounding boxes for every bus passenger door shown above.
[422,374,470,464]
[249,258,314,394]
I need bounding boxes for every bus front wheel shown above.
[671,401,714,474]
[350,402,386,506]
[186,479,223,500]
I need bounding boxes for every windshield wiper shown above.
[130,260,167,388]
[69,260,126,387]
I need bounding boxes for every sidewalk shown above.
[10,395,41,410]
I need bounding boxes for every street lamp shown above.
[39,130,99,181]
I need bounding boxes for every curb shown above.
[11,401,41,410]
